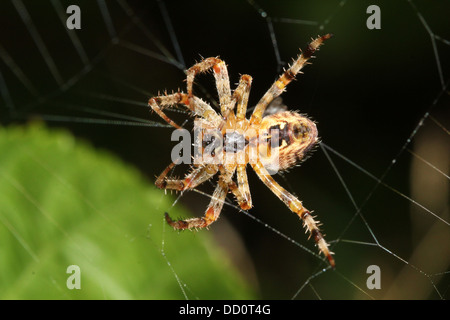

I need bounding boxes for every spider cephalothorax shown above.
[149,34,335,267]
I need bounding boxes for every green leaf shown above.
[0,124,255,299]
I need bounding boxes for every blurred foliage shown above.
[0,124,255,299]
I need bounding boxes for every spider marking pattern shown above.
[149,34,335,267]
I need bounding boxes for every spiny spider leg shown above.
[233,74,252,121]
[149,92,223,129]
[251,161,335,267]
[165,170,233,229]
[250,34,333,126]
[186,57,234,116]
[155,163,218,191]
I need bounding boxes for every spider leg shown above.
[148,92,187,129]
[165,172,230,229]
[250,34,333,126]
[186,57,234,116]
[149,92,222,128]
[235,164,252,210]
[227,169,252,211]
[156,163,218,191]
[233,74,252,121]
[191,96,223,128]
[251,160,335,267]
[211,164,252,211]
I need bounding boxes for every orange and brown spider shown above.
[149,34,335,267]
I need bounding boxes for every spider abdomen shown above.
[258,111,319,171]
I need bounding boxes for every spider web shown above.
[1,0,449,300]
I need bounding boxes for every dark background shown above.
[1,0,449,299]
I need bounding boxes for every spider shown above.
[148,34,335,267]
